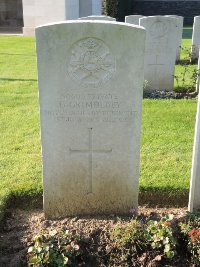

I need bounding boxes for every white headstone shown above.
[36,21,146,218]
[79,15,116,21]
[140,16,177,91]
[196,50,200,93]
[125,15,144,25]
[189,93,200,212]
[191,16,200,62]
[165,15,183,61]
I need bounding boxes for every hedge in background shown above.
[104,0,132,21]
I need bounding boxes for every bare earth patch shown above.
[0,207,189,267]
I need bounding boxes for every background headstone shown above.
[188,92,200,212]
[165,15,183,61]
[191,16,200,62]
[125,15,143,25]
[79,15,116,21]
[140,16,178,91]
[36,21,145,218]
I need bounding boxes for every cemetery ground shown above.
[0,30,200,266]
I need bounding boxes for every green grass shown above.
[0,36,42,224]
[174,38,198,92]
[0,33,198,223]
[140,99,196,190]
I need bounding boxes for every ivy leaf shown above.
[164,244,170,253]
[28,247,33,253]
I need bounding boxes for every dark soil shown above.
[0,206,193,267]
[143,90,198,100]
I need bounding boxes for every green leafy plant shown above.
[144,214,178,259]
[174,46,199,93]
[28,228,81,267]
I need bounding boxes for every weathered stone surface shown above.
[79,15,116,21]
[196,50,200,93]
[140,16,177,91]
[22,0,102,36]
[22,0,66,36]
[125,15,144,25]
[36,21,145,218]
[191,16,200,62]
[165,15,183,61]
[189,93,200,212]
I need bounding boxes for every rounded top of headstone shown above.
[140,15,178,28]
[125,15,143,19]
[165,15,183,18]
[78,15,116,21]
[36,20,145,32]
[165,15,184,22]
[140,15,176,21]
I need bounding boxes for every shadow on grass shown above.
[182,28,192,39]
[139,188,189,207]
[176,59,191,65]
[0,53,35,57]
[0,78,37,82]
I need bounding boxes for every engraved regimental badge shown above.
[150,21,168,39]
[68,38,116,87]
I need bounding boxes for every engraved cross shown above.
[148,55,165,89]
[69,128,112,194]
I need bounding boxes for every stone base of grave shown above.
[23,27,35,36]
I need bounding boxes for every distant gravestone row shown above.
[125,15,144,25]
[35,15,200,218]
[126,15,181,91]
[140,16,178,91]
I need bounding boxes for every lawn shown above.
[174,35,197,92]
[0,34,198,223]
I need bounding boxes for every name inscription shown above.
[42,93,136,123]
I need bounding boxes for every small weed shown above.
[174,46,199,93]
[145,214,177,259]
[28,228,81,267]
